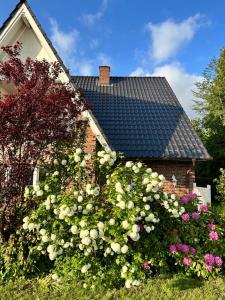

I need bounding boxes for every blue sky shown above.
[1,0,225,117]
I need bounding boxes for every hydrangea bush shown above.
[0,146,224,287]
[21,147,185,288]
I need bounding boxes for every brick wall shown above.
[148,160,195,197]
[84,127,195,197]
[84,126,96,155]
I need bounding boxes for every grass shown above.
[0,275,225,300]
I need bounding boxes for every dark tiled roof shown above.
[72,76,210,160]
[0,0,69,76]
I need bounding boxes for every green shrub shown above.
[0,146,224,288]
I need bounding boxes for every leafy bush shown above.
[0,146,224,288]
[215,168,225,202]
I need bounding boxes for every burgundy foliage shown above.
[0,42,86,239]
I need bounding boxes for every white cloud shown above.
[130,67,151,77]
[130,63,201,118]
[97,53,111,66]
[78,62,93,76]
[81,0,108,27]
[146,14,205,63]
[50,19,79,57]
[49,18,111,76]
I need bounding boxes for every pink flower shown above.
[200,205,208,212]
[207,223,215,230]
[204,264,213,271]
[142,262,150,270]
[169,245,177,254]
[176,243,183,251]
[192,212,200,220]
[181,244,189,254]
[209,231,219,240]
[204,253,215,265]
[190,247,197,256]
[182,257,192,266]
[182,213,190,222]
[214,256,223,267]
[181,193,198,205]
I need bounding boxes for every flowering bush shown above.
[19,146,187,288]
[0,145,224,287]
[169,194,225,278]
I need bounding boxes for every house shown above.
[0,0,210,196]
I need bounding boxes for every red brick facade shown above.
[148,160,195,197]
[84,128,195,197]
[84,126,96,155]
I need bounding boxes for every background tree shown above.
[193,48,225,200]
[0,42,86,240]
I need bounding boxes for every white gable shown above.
[0,2,68,82]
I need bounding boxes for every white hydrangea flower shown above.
[81,237,91,246]
[144,204,150,211]
[116,201,126,209]
[142,178,150,185]
[97,222,104,230]
[115,182,124,194]
[47,244,55,253]
[23,216,29,223]
[90,229,98,239]
[52,273,59,281]
[36,190,43,197]
[51,234,56,241]
[39,229,47,235]
[109,219,115,226]
[132,224,140,233]
[145,213,155,222]
[61,159,67,165]
[22,223,29,230]
[78,195,83,202]
[125,161,133,168]
[121,245,128,254]
[151,172,158,178]
[86,203,93,210]
[111,242,121,253]
[154,194,160,200]
[145,226,152,233]
[122,220,130,229]
[127,201,134,209]
[53,159,58,165]
[74,154,81,162]
[125,280,132,289]
[49,252,57,260]
[81,263,91,273]
[42,235,49,243]
[53,171,59,177]
[44,185,49,191]
[76,148,82,155]
[137,162,142,168]
[71,225,78,234]
[33,185,40,192]
[28,223,35,231]
[158,174,165,181]
[80,229,89,238]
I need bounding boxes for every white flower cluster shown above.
[22,149,186,289]
[86,183,100,196]
[97,150,117,166]
[162,192,185,218]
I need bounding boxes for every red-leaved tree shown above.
[0,42,87,240]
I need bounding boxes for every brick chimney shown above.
[99,66,110,85]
